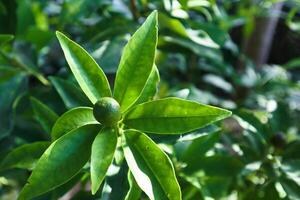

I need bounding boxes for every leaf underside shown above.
[122,130,182,200]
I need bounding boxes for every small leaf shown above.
[114,11,158,112]
[0,141,50,171]
[0,34,14,46]
[124,97,231,134]
[18,124,100,200]
[51,107,99,141]
[133,65,160,106]
[91,127,117,194]
[176,131,220,162]
[56,31,111,103]
[125,171,142,200]
[30,97,58,134]
[49,76,91,108]
[122,130,181,200]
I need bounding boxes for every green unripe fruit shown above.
[93,97,121,127]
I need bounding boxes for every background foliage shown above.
[1,0,300,199]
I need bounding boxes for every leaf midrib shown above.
[125,114,227,121]
[116,20,156,107]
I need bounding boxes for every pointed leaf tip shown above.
[124,98,232,134]
[113,10,158,112]
[56,30,112,103]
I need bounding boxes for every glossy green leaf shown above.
[125,171,142,200]
[49,76,91,109]
[91,127,117,194]
[124,97,231,134]
[133,65,160,106]
[0,141,49,171]
[178,0,188,9]
[18,124,100,200]
[30,97,58,134]
[51,107,99,141]
[56,31,111,103]
[114,11,158,112]
[122,130,181,200]
[158,13,188,38]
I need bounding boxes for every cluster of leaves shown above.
[1,0,300,199]
[13,11,231,200]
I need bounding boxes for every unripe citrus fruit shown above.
[93,97,121,127]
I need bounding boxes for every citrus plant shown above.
[17,11,231,200]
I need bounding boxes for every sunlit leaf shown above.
[51,107,99,141]
[122,130,181,200]
[56,31,111,103]
[114,11,158,112]
[18,124,100,200]
[124,97,231,134]
[91,127,117,194]
[125,171,142,200]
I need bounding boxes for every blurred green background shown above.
[1,0,300,199]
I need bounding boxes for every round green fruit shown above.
[93,97,122,127]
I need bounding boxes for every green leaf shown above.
[91,127,117,194]
[0,67,22,84]
[158,13,188,38]
[49,76,91,109]
[0,34,14,46]
[104,162,130,200]
[0,141,50,171]
[280,177,300,200]
[18,124,100,200]
[114,11,158,112]
[124,97,231,134]
[122,130,181,200]
[178,0,188,9]
[0,67,26,139]
[30,97,58,134]
[51,107,99,141]
[56,31,111,103]
[282,159,300,185]
[184,155,244,176]
[133,65,160,106]
[125,171,142,200]
[176,131,220,162]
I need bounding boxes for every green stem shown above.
[0,50,50,85]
